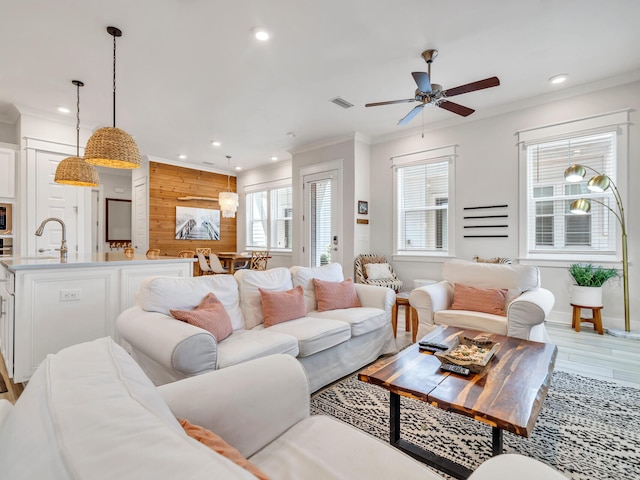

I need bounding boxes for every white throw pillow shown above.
[365,263,394,280]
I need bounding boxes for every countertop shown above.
[0,253,196,271]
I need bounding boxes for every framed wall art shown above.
[175,206,220,240]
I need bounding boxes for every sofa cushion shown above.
[170,292,233,342]
[313,278,361,312]
[216,329,299,369]
[180,418,270,480]
[254,317,351,358]
[450,284,508,316]
[249,415,442,480]
[235,268,294,329]
[290,263,344,312]
[442,259,540,292]
[138,275,245,330]
[0,338,257,480]
[307,307,387,337]
[434,310,508,335]
[260,286,307,327]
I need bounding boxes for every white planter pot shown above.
[570,285,603,307]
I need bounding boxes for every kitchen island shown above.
[0,253,194,382]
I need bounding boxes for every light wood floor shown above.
[395,309,640,389]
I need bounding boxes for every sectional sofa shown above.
[117,263,397,392]
[0,338,566,479]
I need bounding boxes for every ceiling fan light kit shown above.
[84,26,141,170]
[366,48,500,126]
[54,80,100,187]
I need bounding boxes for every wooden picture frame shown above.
[358,200,368,215]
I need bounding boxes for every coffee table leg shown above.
[390,392,401,444]
[492,427,503,456]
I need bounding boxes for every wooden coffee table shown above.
[358,326,557,479]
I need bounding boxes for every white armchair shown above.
[409,259,554,343]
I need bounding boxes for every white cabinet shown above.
[6,258,192,382]
[0,265,15,377]
[0,148,16,199]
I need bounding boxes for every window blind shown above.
[396,159,449,253]
[526,131,617,254]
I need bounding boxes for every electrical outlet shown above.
[60,289,81,301]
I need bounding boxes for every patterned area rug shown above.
[310,371,640,480]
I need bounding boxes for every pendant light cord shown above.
[75,82,81,157]
[112,33,117,128]
[226,155,232,191]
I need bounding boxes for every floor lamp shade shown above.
[55,156,100,186]
[84,127,141,169]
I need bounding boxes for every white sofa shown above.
[117,263,397,392]
[0,338,566,480]
[409,259,555,343]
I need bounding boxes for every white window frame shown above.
[392,145,456,258]
[244,178,293,252]
[517,110,629,265]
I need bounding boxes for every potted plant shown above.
[568,263,618,307]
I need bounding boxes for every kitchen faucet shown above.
[35,217,67,259]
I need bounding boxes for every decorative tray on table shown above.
[434,334,500,373]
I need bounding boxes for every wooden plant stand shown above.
[571,303,604,335]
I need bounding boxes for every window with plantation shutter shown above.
[245,183,292,251]
[518,110,629,261]
[393,146,454,255]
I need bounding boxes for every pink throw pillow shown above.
[170,292,233,342]
[312,278,361,312]
[259,285,307,327]
[179,419,270,480]
[449,283,508,316]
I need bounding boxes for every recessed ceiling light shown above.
[211,141,221,147]
[235,166,242,171]
[253,26,271,41]
[57,106,70,114]
[270,156,278,161]
[549,74,568,85]
[178,154,187,160]
[286,131,296,138]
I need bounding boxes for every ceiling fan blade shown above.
[442,76,500,98]
[365,99,415,107]
[411,72,432,93]
[397,104,425,126]
[438,100,475,117]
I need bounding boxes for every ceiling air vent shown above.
[330,97,354,109]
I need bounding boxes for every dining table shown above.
[216,252,252,274]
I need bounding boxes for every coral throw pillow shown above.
[170,292,233,342]
[313,278,361,312]
[450,283,508,316]
[259,285,307,327]
[179,419,270,480]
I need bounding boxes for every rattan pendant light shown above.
[54,80,100,187]
[84,26,141,169]
[218,155,239,218]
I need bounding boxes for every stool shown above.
[571,303,604,335]
[393,292,418,343]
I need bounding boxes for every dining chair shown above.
[177,250,195,258]
[196,252,214,275]
[249,250,269,271]
[145,249,160,259]
[195,247,211,256]
[208,253,229,274]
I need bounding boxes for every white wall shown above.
[369,79,640,331]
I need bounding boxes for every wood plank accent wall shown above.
[149,161,237,256]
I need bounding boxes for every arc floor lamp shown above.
[564,164,637,338]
